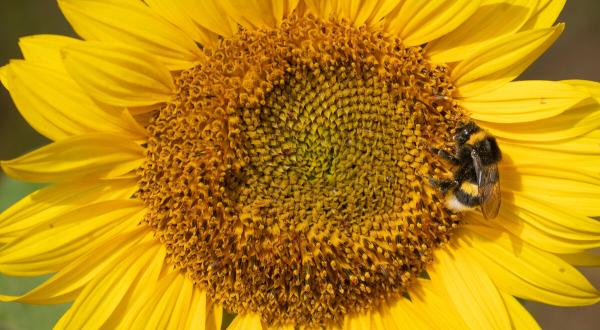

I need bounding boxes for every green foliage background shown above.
[0,1,598,329]
[0,177,70,330]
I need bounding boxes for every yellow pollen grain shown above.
[138,14,465,327]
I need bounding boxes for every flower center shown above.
[138,15,465,327]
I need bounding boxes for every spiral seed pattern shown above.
[138,15,465,327]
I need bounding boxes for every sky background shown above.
[0,1,599,329]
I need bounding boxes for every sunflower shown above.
[1,0,599,328]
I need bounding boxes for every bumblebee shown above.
[430,122,502,219]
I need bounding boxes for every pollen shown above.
[138,15,465,327]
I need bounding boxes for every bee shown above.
[430,122,502,219]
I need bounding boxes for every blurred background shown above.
[0,0,598,329]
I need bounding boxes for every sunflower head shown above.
[138,14,467,325]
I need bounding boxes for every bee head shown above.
[454,122,480,145]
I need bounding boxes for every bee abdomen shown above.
[445,182,480,212]
[455,188,480,207]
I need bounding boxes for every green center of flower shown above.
[138,15,464,327]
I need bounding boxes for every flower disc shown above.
[138,15,466,326]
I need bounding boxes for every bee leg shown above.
[428,178,459,194]
[430,147,460,165]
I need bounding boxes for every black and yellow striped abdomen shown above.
[446,181,480,212]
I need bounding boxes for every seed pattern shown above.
[138,15,465,327]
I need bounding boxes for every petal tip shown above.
[0,65,9,89]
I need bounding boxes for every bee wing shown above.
[471,150,501,219]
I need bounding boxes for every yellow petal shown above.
[180,0,239,38]
[387,0,480,47]
[475,210,600,255]
[563,80,600,103]
[505,182,600,216]
[389,278,467,329]
[502,131,600,155]
[340,301,406,330]
[132,272,187,329]
[500,167,600,227]
[228,313,264,330]
[62,42,175,108]
[58,0,202,70]
[163,277,193,329]
[481,102,600,142]
[508,156,600,185]
[501,293,541,330]
[409,279,470,329]
[0,65,10,89]
[103,245,168,328]
[386,297,430,329]
[0,178,137,244]
[185,289,211,330]
[521,0,566,30]
[0,226,149,304]
[503,193,600,237]
[430,246,512,329]
[462,80,592,123]
[143,0,218,45]
[465,226,600,306]
[369,1,405,26]
[222,0,300,29]
[55,240,165,330]
[504,194,599,241]
[342,310,372,330]
[331,0,404,28]
[110,265,218,330]
[340,0,380,28]
[206,302,223,330]
[3,60,146,141]
[506,165,600,188]
[271,0,301,24]
[169,282,197,330]
[384,0,426,35]
[1,133,144,183]
[18,36,150,137]
[526,183,600,215]
[18,34,81,72]
[453,24,564,97]
[426,0,538,63]
[499,137,600,176]
[0,200,144,276]
[2,62,67,140]
[303,0,340,19]
[558,252,600,267]
[369,301,408,330]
